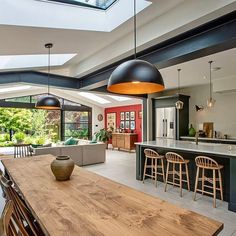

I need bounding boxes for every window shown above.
[49,0,117,10]
[63,111,91,140]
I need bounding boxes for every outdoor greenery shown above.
[0,108,60,146]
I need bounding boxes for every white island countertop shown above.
[135,138,236,157]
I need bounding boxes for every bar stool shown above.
[193,156,223,208]
[164,152,190,197]
[143,149,165,187]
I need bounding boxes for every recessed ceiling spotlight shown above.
[211,67,221,71]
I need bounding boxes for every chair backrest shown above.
[0,175,44,236]
[195,156,219,169]
[144,149,159,158]
[1,200,14,236]
[14,144,32,158]
[165,152,185,163]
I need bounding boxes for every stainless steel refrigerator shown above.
[155,107,176,139]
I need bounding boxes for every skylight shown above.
[107,95,131,101]
[0,54,76,70]
[79,92,111,104]
[49,0,117,10]
[1,1,151,31]
[0,85,32,93]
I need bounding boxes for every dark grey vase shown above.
[51,156,75,181]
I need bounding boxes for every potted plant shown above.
[14,132,26,144]
[95,128,112,149]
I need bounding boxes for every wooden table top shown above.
[2,155,223,236]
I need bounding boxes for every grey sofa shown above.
[33,143,106,166]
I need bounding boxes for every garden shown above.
[0,108,60,147]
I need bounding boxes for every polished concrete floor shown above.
[0,148,236,235]
[84,149,236,236]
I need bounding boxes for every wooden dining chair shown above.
[14,144,32,158]
[0,200,14,236]
[165,152,190,197]
[0,175,45,236]
[143,149,165,187]
[194,156,223,208]
[0,199,32,236]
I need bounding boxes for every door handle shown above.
[163,119,165,137]
[165,119,168,137]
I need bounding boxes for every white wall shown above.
[182,85,236,139]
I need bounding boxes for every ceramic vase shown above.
[51,156,75,181]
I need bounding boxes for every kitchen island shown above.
[136,139,236,212]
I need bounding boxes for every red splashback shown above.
[105,104,142,142]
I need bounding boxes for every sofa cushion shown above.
[64,137,78,146]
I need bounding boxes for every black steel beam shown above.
[0,70,80,90]
[79,11,236,89]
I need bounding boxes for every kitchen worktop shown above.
[180,136,236,144]
[135,138,236,157]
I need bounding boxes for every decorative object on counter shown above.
[224,134,228,139]
[175,69,184,110]
[51,155,75,181]
[195,105,204,112]
[35,43,61,110]
[107,0,164,95]
[120,121,124,129]
[188,124,196,137]
[207,61,216,108]
[203,122,214,138]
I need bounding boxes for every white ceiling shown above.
[0,0,235,99]
[0,0,184,69]
[159,47,236,90]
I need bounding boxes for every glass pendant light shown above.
[207,60,215,108]
[35,44,61,110]
[175,68,184,110]
[107,0,164,95]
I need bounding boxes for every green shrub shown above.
[13,132,26,142]
[34,136,46,145]
[0,141,14,147]
[0,133,10,142]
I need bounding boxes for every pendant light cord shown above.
[209,60,213,99]
[48,46,51,95]
[134,0,137,59]
[177,68,181,94]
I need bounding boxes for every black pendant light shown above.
[35,43,61,110]
[107,0,164,94]
[207,60,216,108]
[175,68,184,110]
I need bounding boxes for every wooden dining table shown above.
[2,154,223,236]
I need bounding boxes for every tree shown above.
[0,108,32,132]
